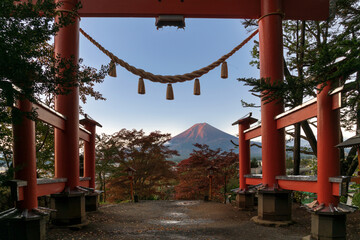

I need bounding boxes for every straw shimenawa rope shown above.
[79,28,259,84]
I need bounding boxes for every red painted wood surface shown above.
[54,0,80,189]
[78,0,329,20]
[276,100,317,129]
[34,103,66,130]
[13,99,38,210]
[83,122,96,189]
[278,180,317,193]
[259,0,285,188]
[331,92,342,110]
[332,183,341,197]
[245,177,263,186]
[79,179,90,188]
[36,182,66,198]
[244,126,261,140]
[317,82,340,206]
[79,127,91,142]
[18,182,66,201]
[239,123,251,190]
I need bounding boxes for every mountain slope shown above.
[168,123,261,162]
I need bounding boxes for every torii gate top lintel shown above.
[78,0,329,21]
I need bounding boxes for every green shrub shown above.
[0,186,13,211]
[350,183,360,208]
[293,191,317,204]
[352,192,360,207]
[250,158,259,168]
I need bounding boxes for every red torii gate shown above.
[4,0,340,240]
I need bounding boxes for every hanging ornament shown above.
[194,78,200,95]
[166,83,174,100]
[138,78,145,94]
[221,61,228,79]
[108,60,117,77]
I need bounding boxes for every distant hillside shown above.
[167,123,262,162]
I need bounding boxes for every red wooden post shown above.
[83,123,96,189]
[239,123,250,190]
[54,0,80,189]
[317,82,340,206]
[80,117,102,189]
[259,0,285,188]
[13,98,38,210]
[233,116,258,190]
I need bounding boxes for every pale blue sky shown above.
[79,17,261,137]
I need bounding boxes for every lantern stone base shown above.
[50,191,86,226]
[303,212,346,240]
[85,192,99,212]
[0,210,46,240]
[257,189,292,222]
[236,191,255,210]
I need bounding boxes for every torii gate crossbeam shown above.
[78,0,329,20]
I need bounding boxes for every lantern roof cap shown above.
[80,114,102,127]
[336,131,360,149]
[232,113,258,126]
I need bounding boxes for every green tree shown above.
[0,1,108,210]
[95,133,118,202]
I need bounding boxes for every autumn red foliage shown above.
[96,129,178,202]
[175,144,238,202]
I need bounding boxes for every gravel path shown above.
[46,200,360,240]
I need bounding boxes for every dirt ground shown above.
[46,200,360,240]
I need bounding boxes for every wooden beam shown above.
[330,87,343,110]
[276,89,343,130]
[230,87,342,140]
[276,98,317,130]
[79,125,91,142]
[17,178,67,201]
[33,102,66,130]
[78,0,329,20]
[79,179,90,188]
[245,177,262,186]
[278,179,317,193]
[244,125,261,140]
[36,182,66,199]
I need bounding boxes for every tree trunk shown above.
[293,123,301,175]
[343,107,360,176]
[224,175,227,204]
[343,147,359,176]
[103,173,107,202]
[339,131,345,163]
[301,121,317,156]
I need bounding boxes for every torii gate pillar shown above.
[80,116,102,212]
[232,115,258,210]
[256,0,291,223]
[51,0,86,226]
